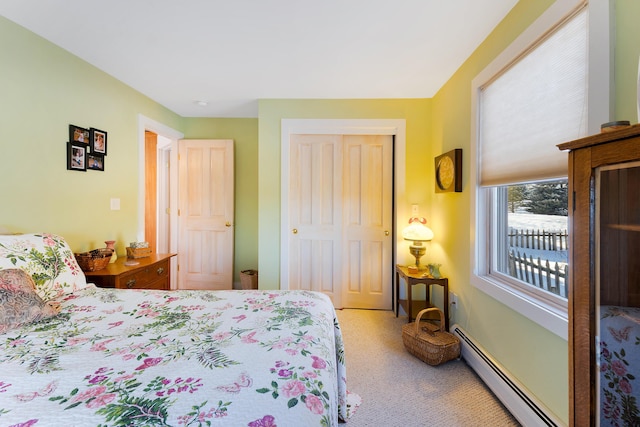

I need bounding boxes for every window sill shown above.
[471,273,568,340]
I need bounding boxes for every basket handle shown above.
[414,307,445,334]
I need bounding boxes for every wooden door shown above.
[288,134,344,306]
[341,135,393,309]
[287,134,393,309]
[178,139,234,290]
[144,131,158,254]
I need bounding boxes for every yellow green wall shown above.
[0,15,183,254]
[429,0,564,421]
[0,16,259,283]
[614,0,640,122]
[428,0,640,423]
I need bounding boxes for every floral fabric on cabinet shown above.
[599,305,640,426]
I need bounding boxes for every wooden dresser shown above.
[84,253,176,290]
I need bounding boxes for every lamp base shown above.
[409,244,426,269]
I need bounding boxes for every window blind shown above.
[479,7,588,187]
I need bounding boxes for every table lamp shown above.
[402,217,434,269]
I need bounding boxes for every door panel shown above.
[342,135,393,309]
[178,140,234,290]
[288,133,392,309]
[289,135,343,305]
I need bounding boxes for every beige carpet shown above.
[337,309,521,426]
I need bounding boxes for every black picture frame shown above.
[69,124,90,144]
[434,149,462,193]
[90,128,107,155]
[87,153,105,171]
[67,142,87,171]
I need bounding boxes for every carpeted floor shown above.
[336,309,521,426]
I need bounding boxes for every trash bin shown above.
[240,269,258,289]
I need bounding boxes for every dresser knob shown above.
[126,279,136,289]
[157,267,164,275]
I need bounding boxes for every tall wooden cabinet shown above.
[559,124,640,426]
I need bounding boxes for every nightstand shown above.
[84,253,176,290]
[395,264,449,331]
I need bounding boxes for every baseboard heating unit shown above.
[451,324,565,427]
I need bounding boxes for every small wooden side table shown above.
[395,264,449,331]
[85,253,176,290]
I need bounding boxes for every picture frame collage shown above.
[67,124,108,172]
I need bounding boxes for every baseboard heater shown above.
[451,324,565,427]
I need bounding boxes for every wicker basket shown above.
[126,247,152,259]
[75,248,113,272]
[240,269,258,289]
[402,307,460,366]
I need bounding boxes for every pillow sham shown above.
[0,233,87,301]
[0,268,60,334]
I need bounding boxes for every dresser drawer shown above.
[119,260,169,289]
[85,254,175,290]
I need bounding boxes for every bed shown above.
[0,233,356,426]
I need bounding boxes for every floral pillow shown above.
[0,268,61,334]
[0,233,87,301]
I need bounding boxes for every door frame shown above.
[137,114,184,288]
[280,119,406,292]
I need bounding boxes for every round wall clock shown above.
[434,149,462,193]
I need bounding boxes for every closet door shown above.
[288,134,344,306]
[287,134,393,309]
[341,135,393,309]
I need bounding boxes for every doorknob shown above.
[385,230,390,236]
[225,222,232,227]
[293,229,298,234]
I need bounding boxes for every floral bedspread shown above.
[599,305,640,426]
[0,286,349,426]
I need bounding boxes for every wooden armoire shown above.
[559,124,640,426]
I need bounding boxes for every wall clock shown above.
[435,149,462,193]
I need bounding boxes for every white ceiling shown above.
[0,1,518,118]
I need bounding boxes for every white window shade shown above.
[479,7,588,187]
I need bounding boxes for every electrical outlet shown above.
[449,292,458,309]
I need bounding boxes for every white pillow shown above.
[0,233,87,301]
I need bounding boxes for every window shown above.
[470,1,610,339]
[491,181,568,303]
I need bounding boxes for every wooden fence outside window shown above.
[507,229,568,298]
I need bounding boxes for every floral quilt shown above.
[599,305,640,426]
[0,286,351,427]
